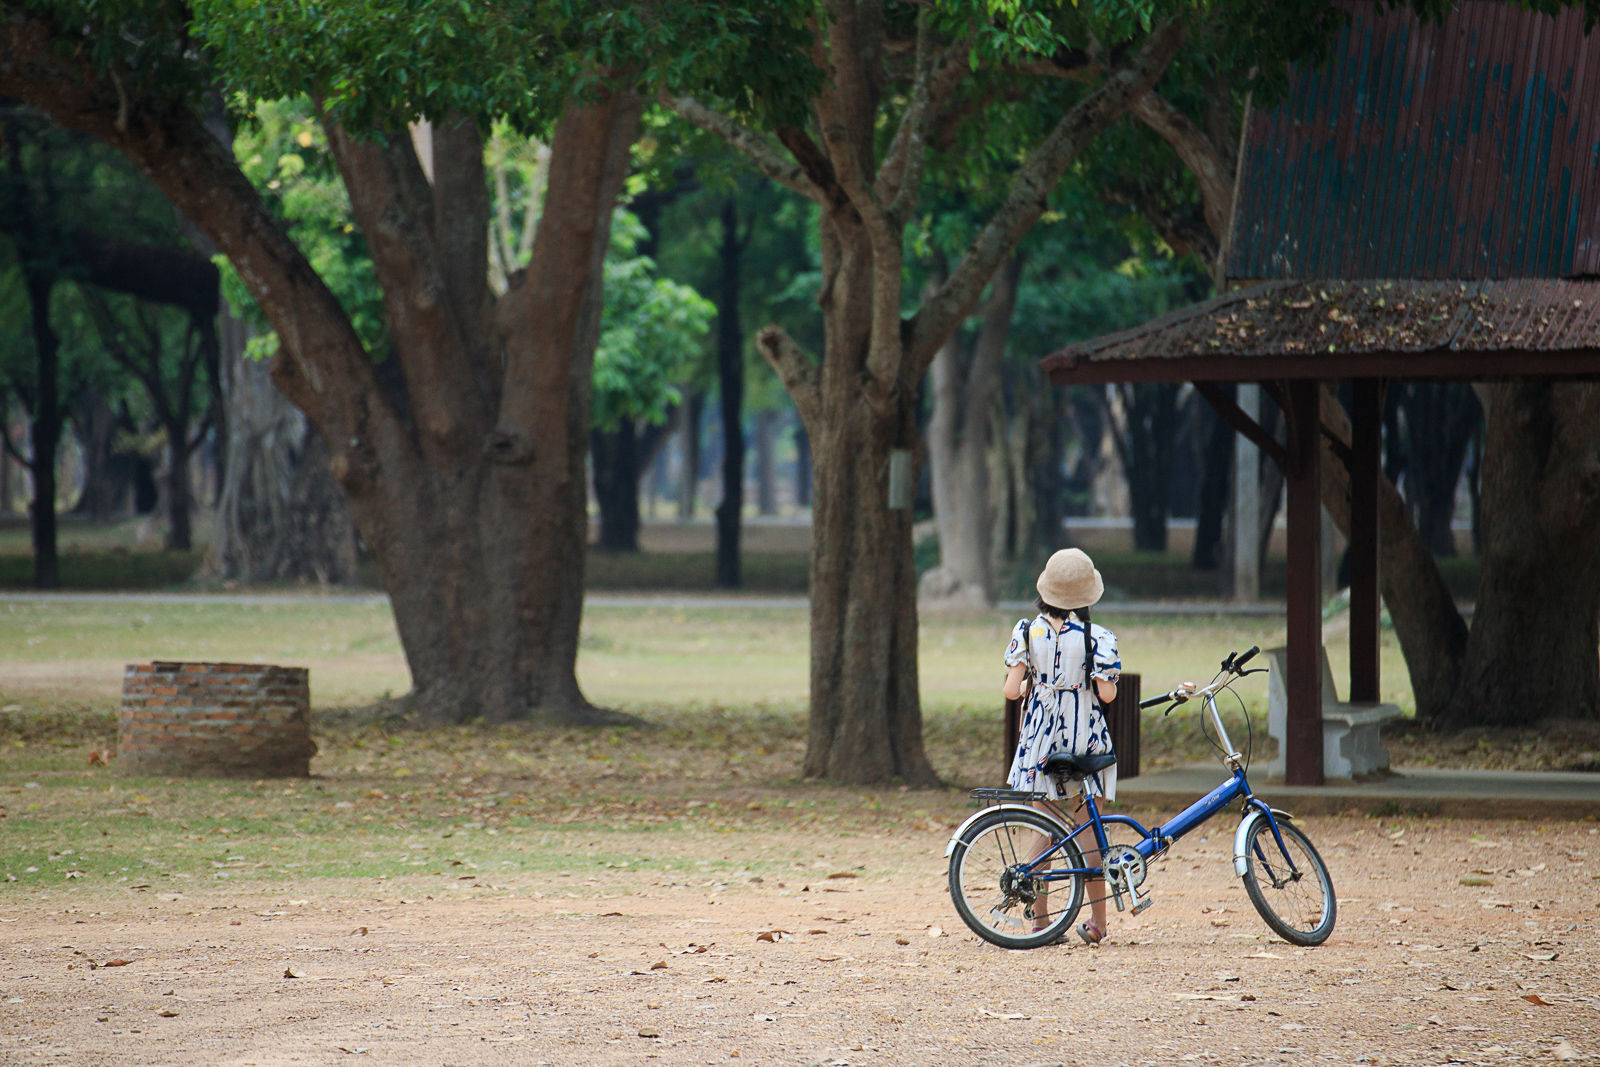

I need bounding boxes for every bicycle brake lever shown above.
[1239,666,1268,677]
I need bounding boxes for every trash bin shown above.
[1104,673,1141,780]
[1003,672,1140,781]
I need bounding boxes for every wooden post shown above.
[1349,378,1382,704]
[1284,380,1325,786]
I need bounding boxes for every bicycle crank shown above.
[1103,845,1152,914]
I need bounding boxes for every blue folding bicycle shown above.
[945,646,1336,949]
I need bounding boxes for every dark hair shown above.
[1035,596,1090,626]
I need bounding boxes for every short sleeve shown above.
[1004,618,1030,668]
[1090,625,1121,682]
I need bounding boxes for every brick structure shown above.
[119,662,316,777]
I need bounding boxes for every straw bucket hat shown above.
[1036,548,1104,610]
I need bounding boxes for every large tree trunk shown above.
[715,198,745,588]
[23,274,61,589]
[760,220,936,785]
[204,342,358,584]
[1395,384,1480,558]
[922,256,1020,609]
[1191,388,1234,572]
[676,390,704,520]
[0,20,639,722]
[1106,383,1181,552]
[591,421,641,553]
[1325,384,1600,730]
[163,424,194,552]
[1438,383,1600,727]
[72,389,122,521]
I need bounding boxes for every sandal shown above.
[1076,920,1105,945]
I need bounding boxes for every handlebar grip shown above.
[1234,645,1260,669]
[1138,693,1173,710]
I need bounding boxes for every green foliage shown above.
[592,212,716,431]
[189,0,820,134]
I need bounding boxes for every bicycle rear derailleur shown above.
[1103,845,1152,915]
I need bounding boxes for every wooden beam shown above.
[1348,378,1382,703]
[1044,346,1600,386]
[1284,380,1325,786]
[1194,381,1288,472]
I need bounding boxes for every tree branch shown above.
[907,19,1188,375]
[663,93,824,201]
[325,120,491,450]
[1130,88,1236,248]
[755,324,821,431]
[877,23,971,223]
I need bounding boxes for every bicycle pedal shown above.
[1131,896,1154,915]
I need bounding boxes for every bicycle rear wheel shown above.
[948,808,1085,950]
[1239,818,1336,946]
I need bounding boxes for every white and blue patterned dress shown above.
[1005,613,1121,801]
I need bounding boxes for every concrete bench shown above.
[1264,646,1402,779]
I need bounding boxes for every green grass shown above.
[0,597,1425,898]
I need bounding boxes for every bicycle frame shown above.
[1018,682,1301,890]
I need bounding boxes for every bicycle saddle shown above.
[1041,750,1117,779]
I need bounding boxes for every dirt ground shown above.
[3,809,1598,1067]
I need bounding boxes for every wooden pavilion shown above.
[1043,2,1600,784]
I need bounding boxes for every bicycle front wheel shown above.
[1239,818,1336,946]
[948,808,1085,950]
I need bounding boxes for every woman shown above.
[1002,547,1120,945]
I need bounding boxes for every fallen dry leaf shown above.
[826,872,859,879]
[284,968,300,979]
[755,930,791,943]
[1521,993,1551,1005]
[101,959,131,968]
[649,960,668,970]
[156,1010,179,1018]
[978,1008,1028,1020]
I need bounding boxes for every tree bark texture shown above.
[1441,383,1600,727]
[0,16,640,722]
[23,272,62,589]
[922,256,1021,608]
[763,218,934,784]
[676,391,705,520]
[591,421,642,553]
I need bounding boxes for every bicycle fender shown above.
[943,803,1074,858]
[1232,806,1296,877]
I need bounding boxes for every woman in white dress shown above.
[1002,547,1121,945]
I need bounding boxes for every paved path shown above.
[2,589,1291,615]
[1119,762,1600,819]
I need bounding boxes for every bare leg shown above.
[1081,839,1109,941]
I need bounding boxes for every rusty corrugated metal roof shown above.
[1229,2,1600,282]
[1042,278,1600,383]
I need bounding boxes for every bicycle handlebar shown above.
[1140,646,1265,712]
